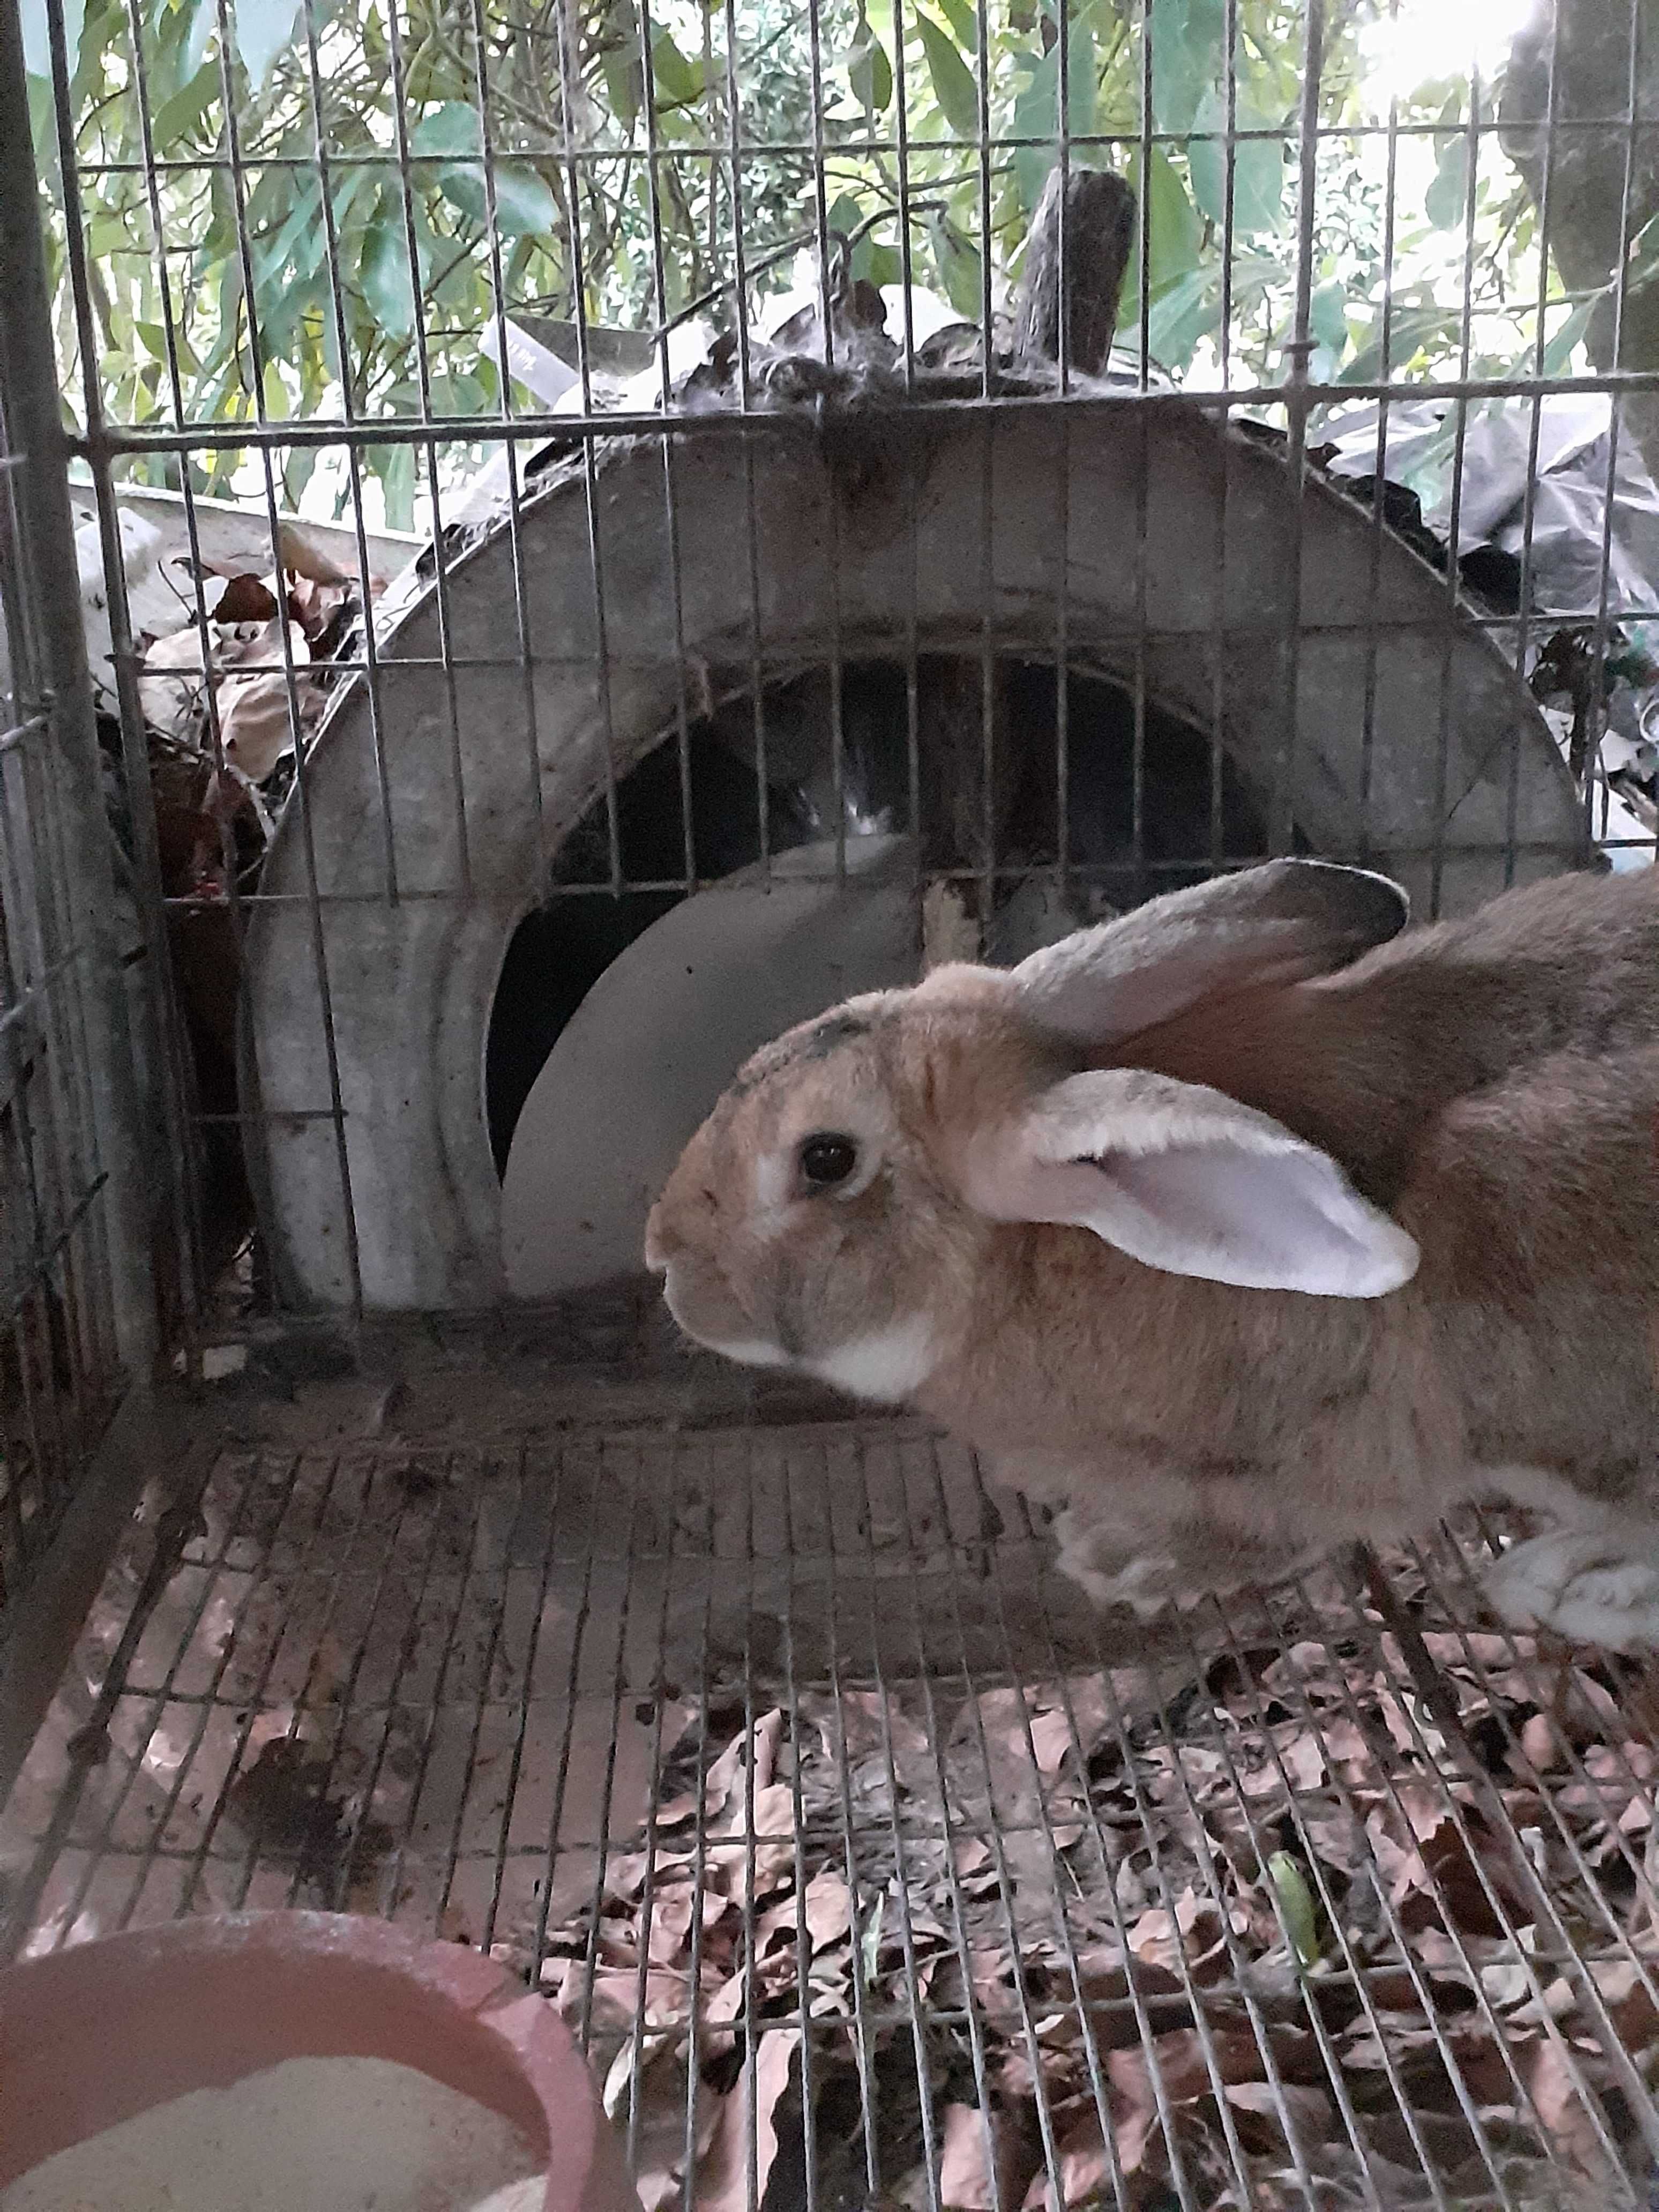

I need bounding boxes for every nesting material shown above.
[0,2054,545,2212]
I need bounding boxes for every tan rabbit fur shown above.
[645,860,1659,1648]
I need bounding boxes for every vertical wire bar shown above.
[719,0,772,875]
[328,1454,482,1912]
[1505,0,1567,887]
[295,0,399,901]
[1357,59,1401,868]
[617,1439,687,2177]
[1136,0,1152,391]
[250,442,365,1313]
[803,0,847,880]
[279,1451,441,1913]
[378,0,472,899]
[528,1433,607,1982]
[808,1436,902,2204]
[1427,70,1486,914]
[199,0,362,1311]
[672,1445,720,2212]
[8,0,181,1371]
[477,1442,570,1952]
[1208,0,1242,875]
[553,51,625,896]
[569,1440,648,2053]
[637,0,700,893]
[1270,0,1325,861]
[1576,0,1647,853]
[892,0,917,389]
[760,1436,821,2212]
[928,1451,1141,2212]
[122,0,278,1298]
[847,1433,1006,2212]
[329,1450,484,1927]
[463,0,550,885]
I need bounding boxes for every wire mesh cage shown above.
[9,0,1659,2203]
[11,0,1654,1318]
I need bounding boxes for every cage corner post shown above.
[0,0,163,1386]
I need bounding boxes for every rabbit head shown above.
[645,860,1421,1403]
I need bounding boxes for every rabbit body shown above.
[646,861,1659,1647]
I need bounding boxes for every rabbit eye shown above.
[799,1134,858,1190]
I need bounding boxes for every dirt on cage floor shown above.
[4,1340,1659,2212]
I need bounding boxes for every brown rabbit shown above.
[644,859,1659,1649]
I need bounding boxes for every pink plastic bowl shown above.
[0,1910,642,2212]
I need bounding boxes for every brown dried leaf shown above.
[938,2102,1000,2209]
[802,1867,851,1951]
[209,572,280,623]
[278,520,353,585]
[694,2029,798,2212]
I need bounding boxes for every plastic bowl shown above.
[0,1910,641,2212]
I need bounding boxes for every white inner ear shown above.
[965,1070,1418,1297]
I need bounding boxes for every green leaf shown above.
[360,214,416,337]
[1340,302,1461,384]
[934,0,976,50]
[1540,296,1594,377]
[827,191,865,242]
[1186,83,1284,236]
[848,19,892,113]
[1309,275,1348,353]
[149,61,218,151]
[231,0,301,89]
[929,213,983,318]
[19,0,86,78]
[412,103,482,158]
[1146,264,1215,369]
[1425,134,1469,231]
[1011,23,1096,213]
[1267,1851,1321,1969]
[183,0,214,77]
[435,158,557,236]
[857,240,903,287]
[602,44,642,129]
[648,27,700,107]
[1133,145,1200,298]
[916,11,978,138]
[1148,0,1224,137]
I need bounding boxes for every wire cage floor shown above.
[4,1325,1659,2212]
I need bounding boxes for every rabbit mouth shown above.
[657,1258,794,1370]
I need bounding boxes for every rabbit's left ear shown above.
[958,1067,1419,1296]
[1010,858,1408,1047]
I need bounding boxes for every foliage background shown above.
[20,0,1593,530]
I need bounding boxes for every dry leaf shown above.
[938,2102,1000,2210]
[209,572,280,623]
[694,2030,798,2212]
[278,520,353,585]
[802,1868,851,1951]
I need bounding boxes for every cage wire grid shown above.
[12,0,1659,1320]
[7,0,1659,2201]
[0,246,153,1628]
[5,1414,1659,2206]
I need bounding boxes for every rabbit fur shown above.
[644,858,1659,1649]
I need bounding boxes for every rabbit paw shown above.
[1481,1528,1659,1653]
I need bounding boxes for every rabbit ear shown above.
[1011,860,1408,1047]
[960,1067,1418,1296]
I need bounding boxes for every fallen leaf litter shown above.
[492,1530,1659,2212]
